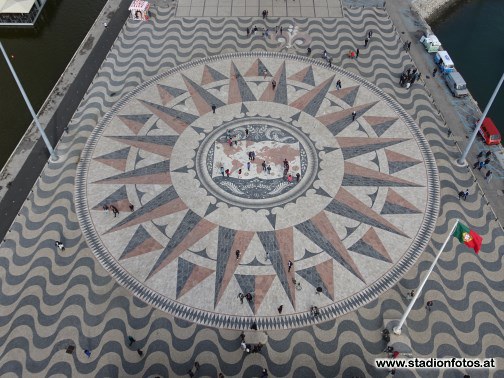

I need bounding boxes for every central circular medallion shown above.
[75,53,439,330]
[194,116,319,208]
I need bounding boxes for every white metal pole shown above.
[393,219,460,335]
[0,41,57,161]
[457,72,504,166]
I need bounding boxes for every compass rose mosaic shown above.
[75,53,439,329]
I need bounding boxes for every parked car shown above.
[478,117,501,145]
[444,71,469,98]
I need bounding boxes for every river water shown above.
[0,0,502,169]
[432,0,504,135]
[0,0,107,168]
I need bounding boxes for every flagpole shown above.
[0,41,57,161]
[393,219,460,335]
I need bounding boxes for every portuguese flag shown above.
[453,222,482,254]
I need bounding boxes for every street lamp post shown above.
[0,41,57,161]
[457,72,504,166]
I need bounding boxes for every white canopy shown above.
[0,0,36,14]
[129,0,149,11]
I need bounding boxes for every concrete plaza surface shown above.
[0,0,502,377]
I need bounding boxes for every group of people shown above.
[240,333,263,354]
[399,67,421,89]
[238,292,254,304]
[282,158,301,183]
[473,150,494,182]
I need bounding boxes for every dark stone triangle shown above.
[273,62,288,105]
[182,74,226,108]
[371,118,397,137]
[205,203,218,217]
[324,146,338,154]
[295,220,362,280]
[291,112,301,121]
[381,202,421,215]
[107,186,179,233]
[93,160,170,184]
[296,266,331,299]
[388,161,421,174]
[148,210,203,278]
[314,187,331,198]
[214,227,237,307]
[205,65,228,82]
[300,249,319,259]
[158,84,186,98]
[139,99,198,134]
[96,147,130,161]
[120,225,152,260]
[230,62,256,102]
[302,66,315,86]
[266,213,276,229]
[368,188,379,204]
[192,248,212,259]
[173,166,190,173]
[349,237,391,263]
[340,139,408,160]
[111,135,178,146]
[235,274,256,313]
[257,232,294,305]
[325,199,407,237]
[241,103,249,114]
[340,86,359,106]
[176,258,196,299]
[93,185,128,210]
[192,126,206,134]
[118,114,152,134]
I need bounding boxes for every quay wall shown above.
[412,0,461,22]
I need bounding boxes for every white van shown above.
[444,71,469,98]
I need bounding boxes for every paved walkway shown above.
[0,2,502,378]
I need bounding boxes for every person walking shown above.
[277,305,283,314]
[288,260,293,272]
[220,166,225,177]
[262,161,267,171]
[485,170,493,182]
[352,111,357,121]
[485,150,492,158]
[405,82,411,90]
[328,57,332,67]
[432,68,437,77]
[426,300,433,312]
[336,79,342,90]
[245,127,249,138]
[368,30,373,39]
[478,161,485,170]
[296,172,300,182]
[236,249,240,259]
[267,165,271,174]
[137,349,143,357]
[247,161,251,171]
[212,104,217,113]
[407,41,411,50]
[458,190,466,200]
[271,79,277,90]
[356,48,360,58]
[55,241,65,251]
[364,37,369,47]
[225,169,230,177]
[128,336,136,346]
[307,46,311,56]
[246,27,250,36]
[238,293,244,304]
[405,289,415,299]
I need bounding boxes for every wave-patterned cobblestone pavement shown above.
[0,5,502,377]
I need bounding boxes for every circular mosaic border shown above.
[75,52,440,330]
